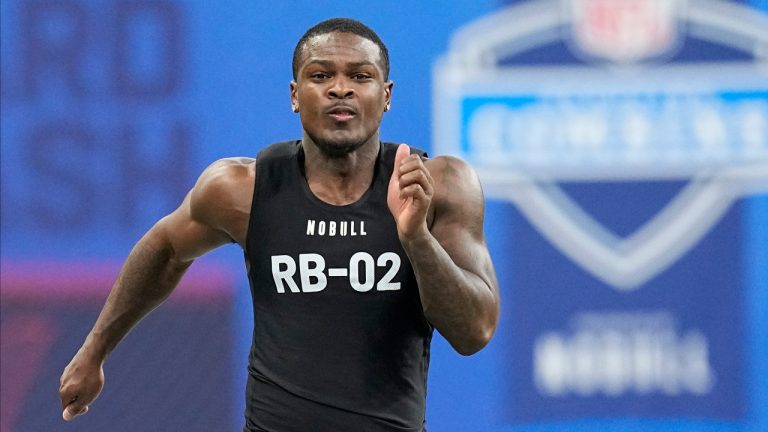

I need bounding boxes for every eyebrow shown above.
[304,59,378,70]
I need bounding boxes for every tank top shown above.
[243,140,433,432]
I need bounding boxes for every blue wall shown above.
[1,1,766,431]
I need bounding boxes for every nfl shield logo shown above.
[433,0,768,424]
[566,0,684,63]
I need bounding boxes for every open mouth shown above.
[326,106,357,122]
[329,113,354,122]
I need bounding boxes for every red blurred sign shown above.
[568,0,682,62]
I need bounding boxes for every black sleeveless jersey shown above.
[243,141,433,432]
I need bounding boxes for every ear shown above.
[290,80,299,113]
[384,80,393,112]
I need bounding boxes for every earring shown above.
[292,106,299,113]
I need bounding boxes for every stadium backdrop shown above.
[1,1,766,431]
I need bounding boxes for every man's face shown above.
[291,32,392,157]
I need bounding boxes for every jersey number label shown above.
[271,252,402,293]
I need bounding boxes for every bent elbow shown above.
[452,325,495,356]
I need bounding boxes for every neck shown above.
[301,134,381,206]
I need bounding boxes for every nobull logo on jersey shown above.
[306,219,367,237]
[434,0,767,425]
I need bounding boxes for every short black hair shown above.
[292,18,390,81]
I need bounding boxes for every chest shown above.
[255,196,408,287]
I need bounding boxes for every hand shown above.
[59,349,105,421]
[387,144,434,240]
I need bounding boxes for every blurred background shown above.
[1,0,766,431]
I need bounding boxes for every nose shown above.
[327,76,354,99]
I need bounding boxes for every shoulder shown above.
[192,158,255,201]
[424,156,485,234]
[189,157,255,229]
[425,155,483,205]
[200,157,256,182]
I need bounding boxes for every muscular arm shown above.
[389,145,499,355]
[76,194,229,361]
[59,158,254,419]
